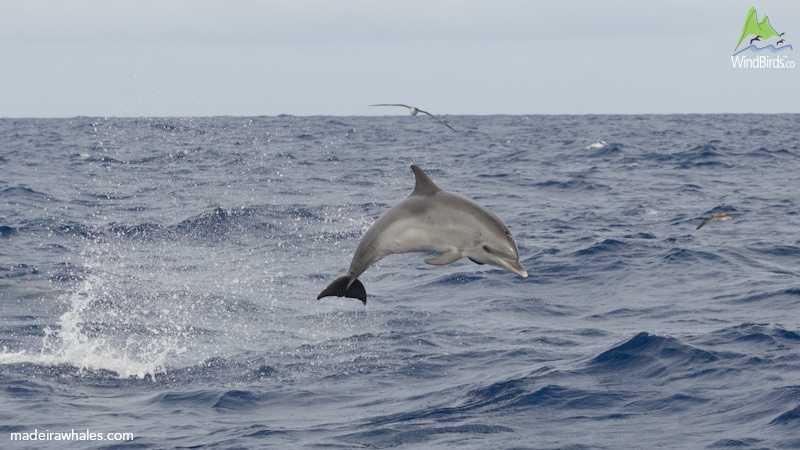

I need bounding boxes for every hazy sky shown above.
[1,0,799,117]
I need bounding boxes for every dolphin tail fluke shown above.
[317,276,367,305]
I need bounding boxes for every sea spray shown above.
[38,274,187,380]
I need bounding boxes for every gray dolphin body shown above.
[317,165,527,304]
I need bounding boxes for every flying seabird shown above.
[750,36,762,45]
[777,39,785,45]
[696,212,740,230]
[369,104,456,132]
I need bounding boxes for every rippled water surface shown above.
[1,115,800,448]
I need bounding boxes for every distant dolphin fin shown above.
[424,251,463,265]
[410,165,441,197]
[317,276,367,304]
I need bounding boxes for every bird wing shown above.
[416,109,457,132]
[369,104,413,109]
[696,217,714,230]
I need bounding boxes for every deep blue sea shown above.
[1,115,800,449]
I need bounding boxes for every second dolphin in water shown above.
[318,164,527,304]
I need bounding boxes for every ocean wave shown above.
[4,115,800,448]
[726,287,800,305]
[586,332,719,377]
[586,143,624,158]
[661,247,728,264]
[672,143,732,169]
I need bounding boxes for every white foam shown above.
[585,140,607,150]
[1,275,186,380]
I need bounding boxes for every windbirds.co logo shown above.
[731,6,795,69]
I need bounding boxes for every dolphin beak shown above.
[494,257,527,278]
[509,260,528,278]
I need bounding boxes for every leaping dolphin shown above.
[318,164,527,304]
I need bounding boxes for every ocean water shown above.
[1,114,799,449]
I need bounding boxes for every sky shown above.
[1,0,799,117]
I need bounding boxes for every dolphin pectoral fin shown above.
[317,276,367,305]
[424,251,463,266]
[468,257,485,265]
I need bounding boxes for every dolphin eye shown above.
[482,245,493,254]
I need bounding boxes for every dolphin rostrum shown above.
[317,164,527,304]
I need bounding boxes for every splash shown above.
[50,275,188,379]
[0,275,187,380]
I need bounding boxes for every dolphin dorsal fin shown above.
[410,165,441,196]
